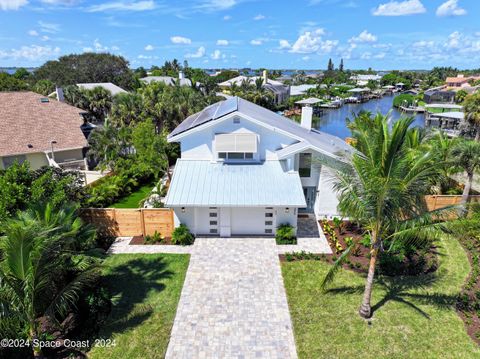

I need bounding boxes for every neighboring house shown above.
[141,71,193,87]
[445,74,480,88]
[77,82,127,96]
[165,97,353,237]
[290,84,317,96]
[424,89,455,104]
[218,72,290,105]
[350,74,382,86]
[0,92,88,170]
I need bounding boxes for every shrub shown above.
[144,230,164,244]
[171,224,194,245]
[275,223,297,245]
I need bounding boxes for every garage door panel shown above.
[230,208,269,235]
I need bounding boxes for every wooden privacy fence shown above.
[80,208,175,238]
[425,195,480,211]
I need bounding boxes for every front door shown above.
[300,187,316,213]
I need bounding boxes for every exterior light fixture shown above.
[181,207,186,213]
[285,207,290,213]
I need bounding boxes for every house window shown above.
[210,221,217,225]
[215,133,257,161]
[209,213,217,218]
[2,155,26,168]
[233,118,240,124]
[299,153,312,177]
[265,229,273,234]
[218,152,227,159]
[210,229,218,234]
[265,213,273,218]
[265,221,273,226]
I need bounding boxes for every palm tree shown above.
[0,203,99,357]
[451,139,480,206]
[426,130,457,194]
[110,92,143,127]
[84,86,113,122]
[322,113,445,318]
[463,93,480,141]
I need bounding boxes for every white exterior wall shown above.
[179,114,296,161]
[172,206,299,237]
[315,166,341,219]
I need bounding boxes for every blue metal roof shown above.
[165,159,306,207]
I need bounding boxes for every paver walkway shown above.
[165,237,298,359]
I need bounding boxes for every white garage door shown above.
[230,208,273,236]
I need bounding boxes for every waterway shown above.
[316,94,425,139]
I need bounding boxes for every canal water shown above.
[316,95,425,139]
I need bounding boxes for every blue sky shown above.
[0,0,479,69]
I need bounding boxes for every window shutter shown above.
[215,133,257,153]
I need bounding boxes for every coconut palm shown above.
[426,130,457,194]
[322,114,446,318]
[0,203,99,358]
[463,92,480,141]
[110,92,143,127]
[451,139,480,206]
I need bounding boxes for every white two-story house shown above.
[165,97,353,237]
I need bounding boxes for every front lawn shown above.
[282,237,480,358]
[109,182,155,208]
[88,254,189,359]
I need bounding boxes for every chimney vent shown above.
[301,106,313,130]
[262,70,268,85]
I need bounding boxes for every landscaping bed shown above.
[287,220,438,276]
[281,236,480,358]
[129,235,174,245]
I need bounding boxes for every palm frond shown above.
[321,244,353,292]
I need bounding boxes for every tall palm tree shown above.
[463,93,480,141]
[451,139,480,206]
[110,92,143,127]
[0,203,99,358]
[323,114,445,318]
[426,130,457,194]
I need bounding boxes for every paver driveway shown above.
[165,237,298,359]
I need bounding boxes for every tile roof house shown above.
[0,92,88,170]
[445,75,480,88]
[165,96,353,237]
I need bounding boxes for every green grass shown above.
[282,237,480,359]
[88,254,189,359]
[109,182,155,208]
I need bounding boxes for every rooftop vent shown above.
[40,98,49,103]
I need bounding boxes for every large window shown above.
[299,153,312,177]
[218,152,253,160]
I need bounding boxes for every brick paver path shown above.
[165,237,298,359]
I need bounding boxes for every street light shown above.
[50,140,57,162]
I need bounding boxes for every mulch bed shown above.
[280,220,439,277]
[129,235,174,245]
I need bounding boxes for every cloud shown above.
[223,15,231,20]
[253,14,265,20]
[413,40,434,48]
[28,30,39,36]
[216,39,229,46]
[38,20,60,33]
[186,46,205,58]
[83,39,116,52]
[436,0,466,17]
[0,45,60,60]
[144,44,154,50]
[41,35,50,41]
[87,0,155,12]
[279,39,291,49]
[445,31,462,49]
[0,0,28,10]
[250,39,263,45]
[211,49,222,59]
[289,28,338,54]
[40,0,77,5]
[170,36,191,44]
[197,0,237,12]
[350,30,377,43]
[372,0,426,16]
[302,56,310,61]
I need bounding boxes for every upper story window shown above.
[215,133,257,161]
[299,153,312,177]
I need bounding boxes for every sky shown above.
[0,0,479,69]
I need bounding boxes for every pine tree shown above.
[339,58,344,72]
[327,58,334,71]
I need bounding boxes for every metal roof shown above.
[165,159,306,207]
[425,103,463,109]
[168,97,354,161]
[433,112,465,120]
[77,83,127,96]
